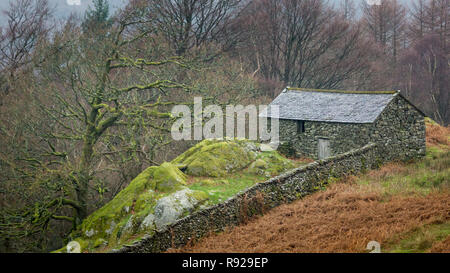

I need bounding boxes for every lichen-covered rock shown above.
[172,139,258,177]
[153,188,208,231]
[247,151,294,176]
[260,143,275,152]
[250,159,269,169]
[139,214,155,231]
[152,162,187,192]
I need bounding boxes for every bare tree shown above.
[400,0,449,124]
[240,0,374,89]
[410,0,428,39]
[341,0,356,20]
[362,0,406,62]
[0,0,52,86]
[139,0,247,56]
[412,0,449,49]
[397,34,448,125]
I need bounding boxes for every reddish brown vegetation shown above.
[426,121,450,146]
[365,163,408,180]
[429,236,450,253]
[169,183,449,253]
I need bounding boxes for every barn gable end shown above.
[371,94,426,161]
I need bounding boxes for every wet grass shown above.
[356,146,449,196]
[188,173,267,206]
[385,221,450,253]
[186,155,312,207]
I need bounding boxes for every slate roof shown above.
[259,88,398,124]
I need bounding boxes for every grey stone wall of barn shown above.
[276,95,426,160]
[278,119,372,159]
[369,95,426,162]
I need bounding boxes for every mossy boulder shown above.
[172,139,258,177]
[69,162,195,250]
[152,162,187,192]
[250,159,269,169]
[247,151,295,176]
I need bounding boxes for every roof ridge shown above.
[286,87,398,95]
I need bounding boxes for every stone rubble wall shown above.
[113,143,379,253]
[370,95,426,162]
[279,119,372,158]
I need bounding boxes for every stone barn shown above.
[260,87,426,161]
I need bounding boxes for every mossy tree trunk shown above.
[75,133,96,223]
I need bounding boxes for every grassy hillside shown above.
[170,119,450,253]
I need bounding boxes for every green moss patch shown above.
[172,139,258,177]
[152,162,187,192]
[248,151,295,176]
[188,173,266,205]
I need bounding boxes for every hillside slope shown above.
[55,139,305,253]
[170,119,450,253]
